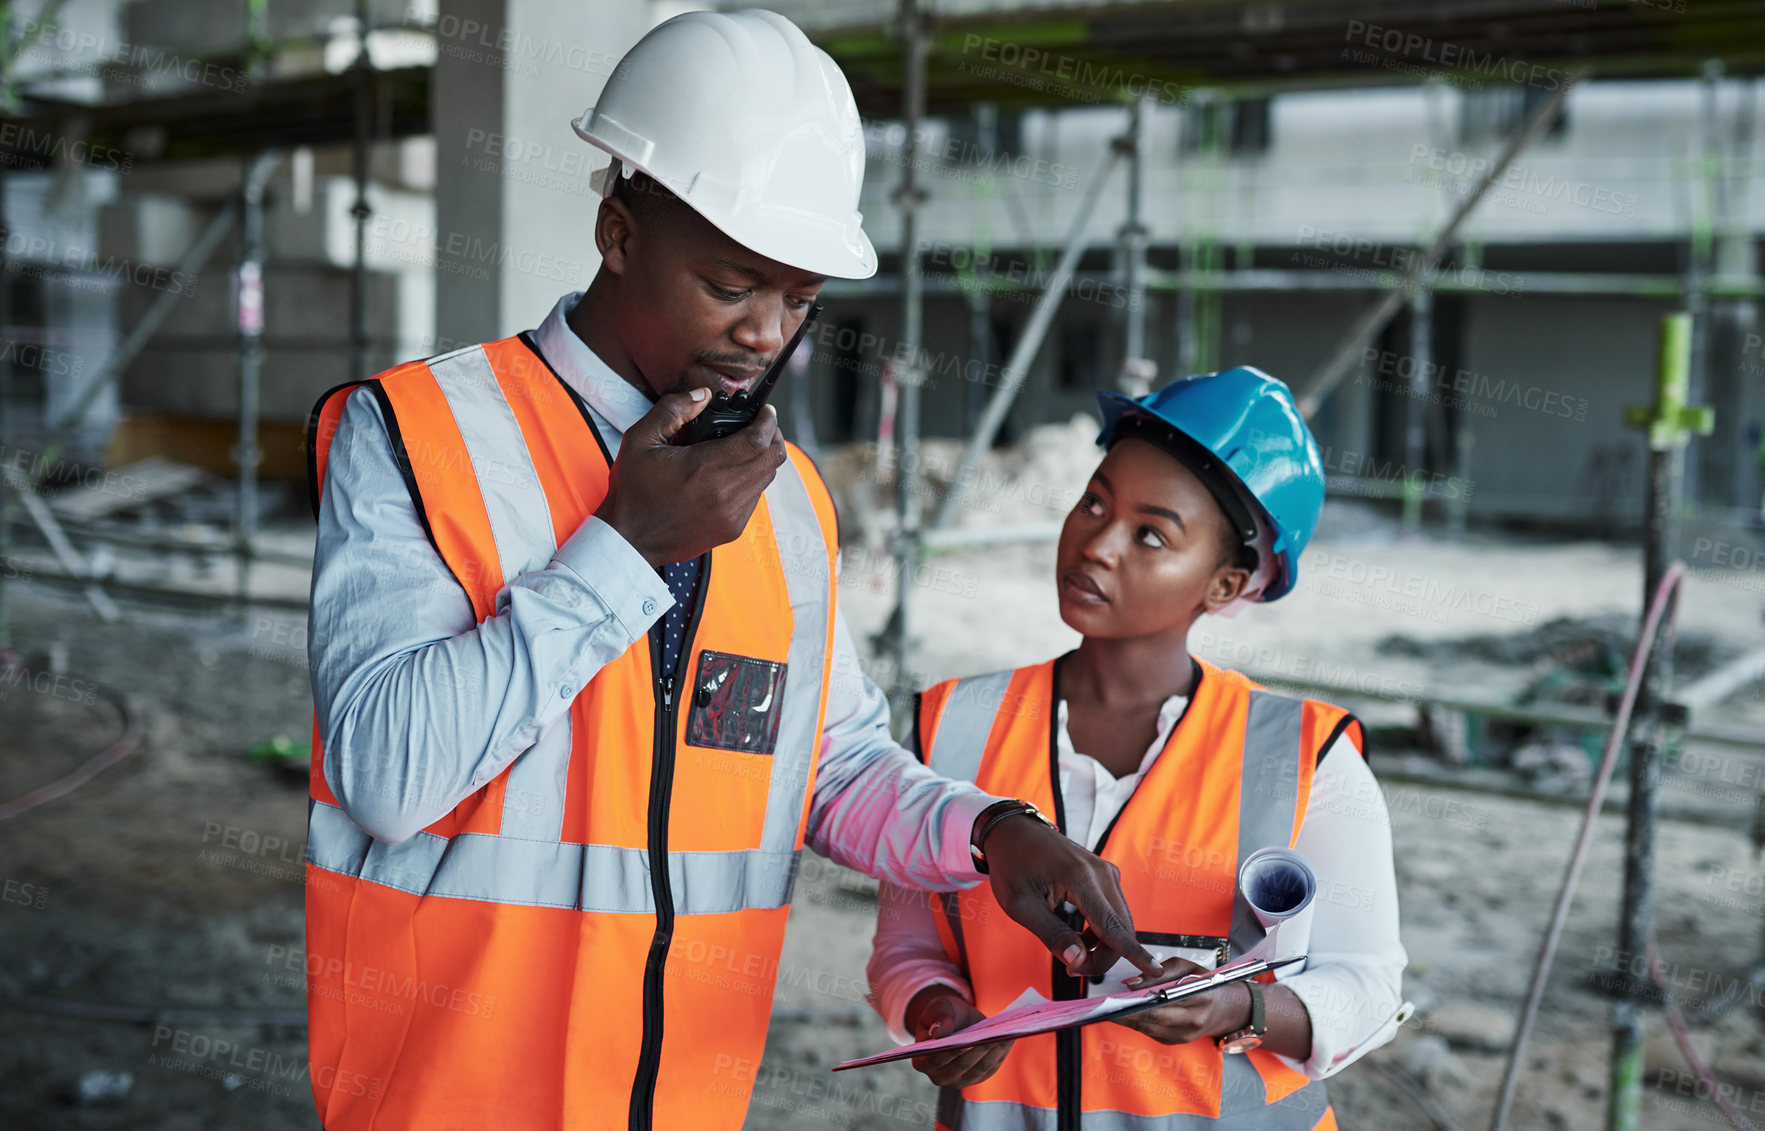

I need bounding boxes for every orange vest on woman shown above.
[301,335,839,1130]
[917,656,1360,1131]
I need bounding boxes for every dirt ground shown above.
[1,452,1763,1129]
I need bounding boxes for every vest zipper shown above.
[628,556,711,1131]
[1050,657,1203,1131]
[1046,655,1083,1131]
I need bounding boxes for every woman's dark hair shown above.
[1216,511,1260,573]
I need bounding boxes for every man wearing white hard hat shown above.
[301,10,1158,1129]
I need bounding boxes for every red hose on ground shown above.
[0,656,144,822]
[1490,562,1756,1131]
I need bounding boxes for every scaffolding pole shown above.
[1681,60,1721,508]
[351,0,374,385]
[931,136,1126,531]
[1117,91,1153,396]
[1296,70,1586,418]
[834,266,1765,301]
[233,153,277,604]
[0,152,9,647]
[967,101,996,433]
[27,207,238,482]
[1608,313,1712,1131]
[880,0,928,698]
[1402,286,1432,530]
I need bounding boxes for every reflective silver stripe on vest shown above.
[923,672,1012,973]
[429,346,572,842]
[427,346,555,584]
[309,800,802,914]
[930,677,1324,1131]
[309,355,836,911]
[753,458,832,896]
[938,1079,1328,1130]
[926,669,1014,782]
[1229,690,1304,958]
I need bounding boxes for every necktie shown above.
[657,558,703,677]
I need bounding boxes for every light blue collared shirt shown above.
[308,292,992,889]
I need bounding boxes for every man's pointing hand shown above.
[979,814,1160,979]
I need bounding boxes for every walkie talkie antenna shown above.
[742,302,818,412]
[677,301,823,445]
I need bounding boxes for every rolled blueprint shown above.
[1238,847,1317,971]
[1087,847,1318,996]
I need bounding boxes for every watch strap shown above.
[969,799,1054,875]
[1218,979,1267,1052]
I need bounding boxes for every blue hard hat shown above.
[1095,366,1324,601]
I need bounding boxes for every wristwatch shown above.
[969,799,1057,875]
[1218,979,1266,1054]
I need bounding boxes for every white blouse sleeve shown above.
[866,880,975,1045]
[1273,732,1411,1079]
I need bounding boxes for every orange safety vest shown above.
[916,656,1362,1131]
[301,334,839,1130]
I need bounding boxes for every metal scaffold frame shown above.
[849,18,1764,1128]
[0,1,389,632]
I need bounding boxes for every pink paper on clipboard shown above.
[833,954,1302,1071]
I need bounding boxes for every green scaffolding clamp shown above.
[1624,312,1714,450]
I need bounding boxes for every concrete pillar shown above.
[432,0,649,346]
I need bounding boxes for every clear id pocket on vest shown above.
[686,650,789,755]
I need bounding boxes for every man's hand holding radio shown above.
[595,392,787,567]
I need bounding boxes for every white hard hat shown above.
[573,9,878,280]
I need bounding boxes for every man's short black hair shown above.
[609,165,686,226]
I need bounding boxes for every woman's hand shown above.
[905,987,1015,1087]
[1111,957,1252,1046]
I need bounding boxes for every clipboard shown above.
[833,954,1304,1071]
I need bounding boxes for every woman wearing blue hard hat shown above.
[867,368,1410,1130]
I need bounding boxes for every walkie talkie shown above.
[676,302,822,445]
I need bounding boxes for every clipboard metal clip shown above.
[1148,954,1305,1005]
